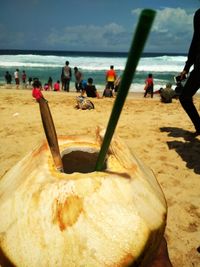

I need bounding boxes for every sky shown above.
[0,0,200,53]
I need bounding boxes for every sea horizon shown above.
[0,48,187,57]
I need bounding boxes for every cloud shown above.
[45,23,131,51]
[153,8,193,34]
[131,7,194,52]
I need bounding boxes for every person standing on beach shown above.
[5,71,12,84]
[22,70,27,87]
[74,67,83,92]
[179,9,200,136]
[144,73,154,98]
[28,77,33,86]
[22,70,26,83]
[14,69,20,88]
[114,75,121,95]
[106,65,117,91]
[62,61,72,92]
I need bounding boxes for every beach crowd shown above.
[4,62,122,99]
[4,60,183,105]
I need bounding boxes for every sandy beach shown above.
[0,86,199,266]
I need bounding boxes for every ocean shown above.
[0,50,187,92]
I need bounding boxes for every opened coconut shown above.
[0,128,167,267]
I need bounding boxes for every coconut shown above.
[0,128,167,267]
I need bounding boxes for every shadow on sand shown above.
[160,127,200,175]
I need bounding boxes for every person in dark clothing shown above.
[5,71,12,84]
[82,78,100,98]
[179,9,200,136]
[28,77,33,85]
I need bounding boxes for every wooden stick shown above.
[38,98,64,172]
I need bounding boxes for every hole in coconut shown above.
[61,150,107,174]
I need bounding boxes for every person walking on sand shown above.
[14,69,20,88]
[62,61,72,92]
[144,73,154,98]
[179,9,200,136]
[106,65,117,91]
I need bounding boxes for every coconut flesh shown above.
[0,128,167,267]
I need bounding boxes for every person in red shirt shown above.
[53,80,60,91]
[32,79,44,102]
[106,65,117,91]
[144,73,154,98]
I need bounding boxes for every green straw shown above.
[95,9,156,171]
